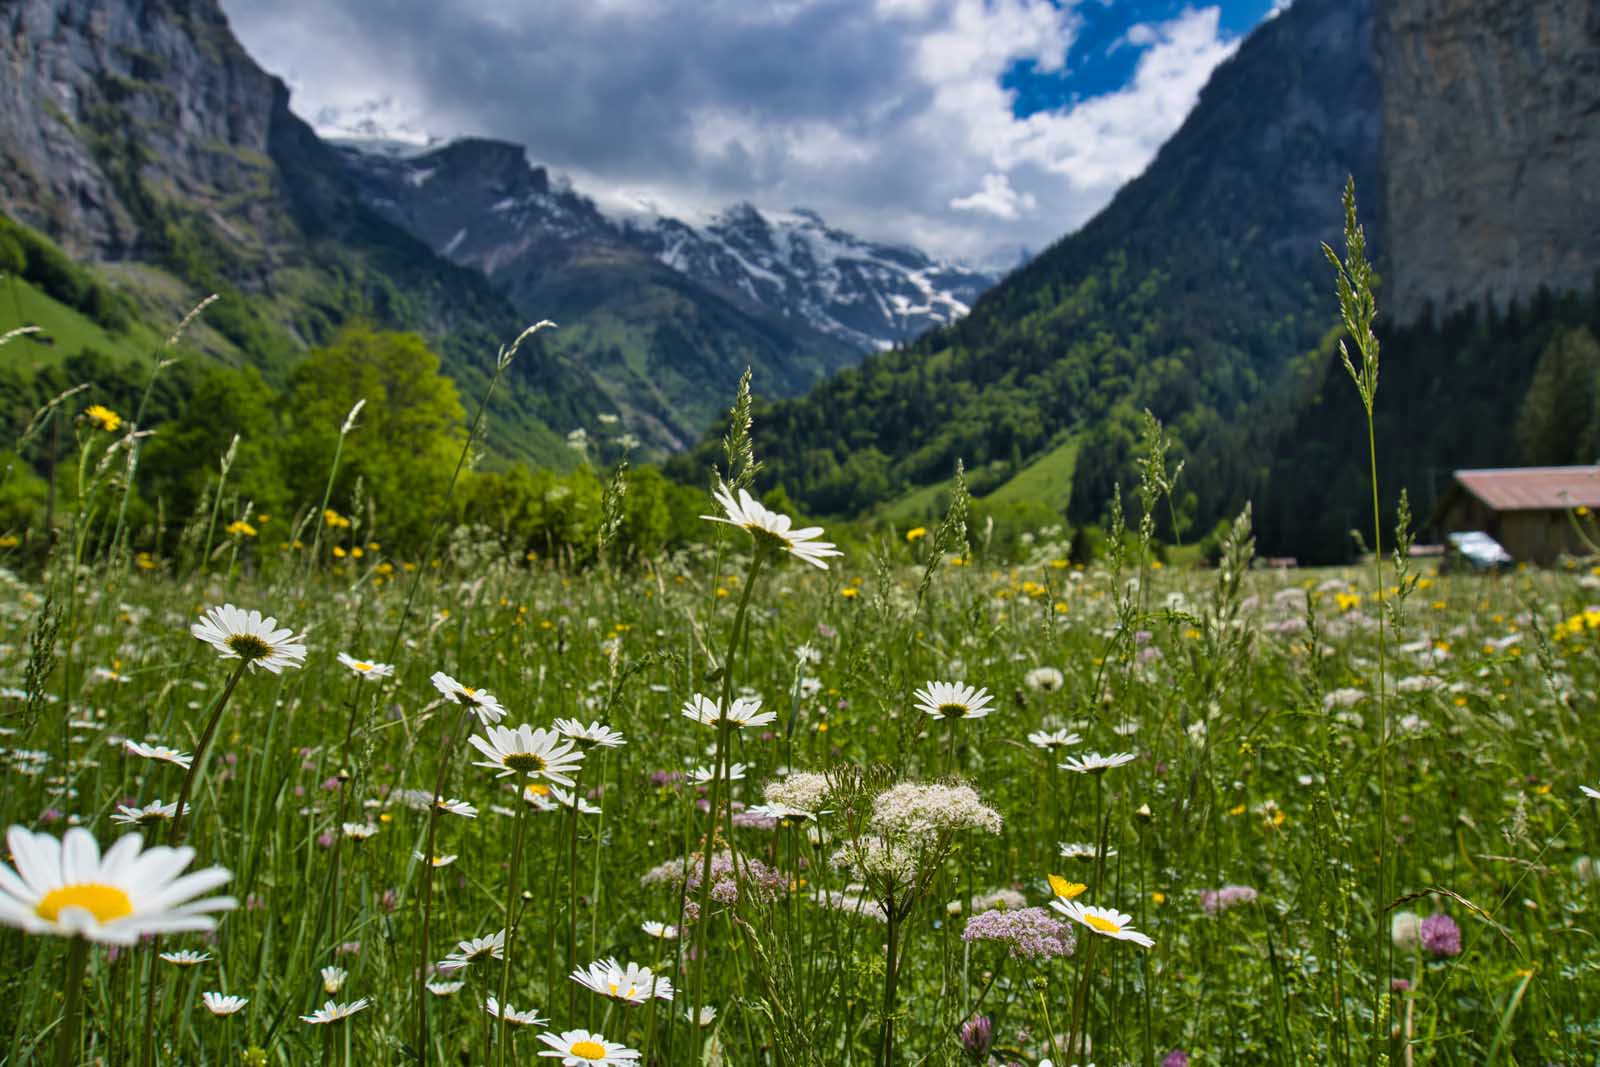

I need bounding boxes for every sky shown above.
[219,0,1294,268]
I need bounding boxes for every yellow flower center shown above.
[353,661,373,672]
[35,883,134,923]
[225,634,272,661]
[570,1040,608,1060]
[939,703,967,718]
[1082,913,1122,934]
[503,752,548,773]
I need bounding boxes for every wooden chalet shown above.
[1434,466,1600,564]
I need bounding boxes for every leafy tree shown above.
[1514,325,1600,465]
[282,324,466,547]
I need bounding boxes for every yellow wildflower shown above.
[83,404,121,432]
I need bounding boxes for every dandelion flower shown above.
[1059,751,1137,774]
[84,404,122,432]
[430,671,507,725]
[337,653,394,681]
[300,998,369,1024]
[1050,899,1154,948]
[537,1029,641,1065]
[681,693,775,729]
[123,740,192,769]
[913,681,994,721]
[201,992,247,1016]
[0,825,235,943]
[1047,874,1088,901]
[701,482,842,569]
[553,718,626,748]
[437,929,505,972]
[484,995,548,1026]
[468,724,584,784]
[161,949,211,966]
[111,799,189,826]
[191,605,307,674]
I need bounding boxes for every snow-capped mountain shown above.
[333,136,997,353]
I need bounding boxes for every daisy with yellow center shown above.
[700,482,842,569]
[430,670,507,725]
[571,958,674,1004]
[1049,898,1155,948]
[0,825,235,944]
[536,1029,640,1065]
[337,653,394,680]
[468,724,584,784]
[912,680,995,721]
[191,604,307,674]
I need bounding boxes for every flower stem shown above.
[496,771,533,1067]
[167,658,250,846]
[415,709,468,1067]
[55,937,88,1067]
[879,902,901,1067]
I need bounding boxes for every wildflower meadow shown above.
[2,193,1599,1067]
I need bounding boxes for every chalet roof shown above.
[1452,466,1600,512]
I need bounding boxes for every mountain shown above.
[0,0,603,466]
[710,0,1380,524]
[333,136,996,448]
[1377,0,1600,324]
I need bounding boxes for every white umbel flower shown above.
[201,992,248,1016]
[191,604,307,674]
[430,671,508,725]
[468,724,585,784]
[701,482,842,569]
[913,681,994,721]
[0,825,235,944]
[681,693,775,729]
[300,998,369,1024]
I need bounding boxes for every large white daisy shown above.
[701,483,842,569]
[468,724,584,784]
[570,957,674,1003]
[1050,898,1155,948]
[537,1028,641,1065]
[0,825,235,944]
[429,671,507,725]
[681,693,775,729]
[913,681,995,721]
[191,604,306,674]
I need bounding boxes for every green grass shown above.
[0,276,161,370]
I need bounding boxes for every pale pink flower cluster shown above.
[962,906,1076,960]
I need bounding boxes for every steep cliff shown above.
[1378,0,1600,324]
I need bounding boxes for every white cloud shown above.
[950,173,1038,219]
[219,0,1250,266]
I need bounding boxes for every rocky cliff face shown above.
[1378,0,1600,324]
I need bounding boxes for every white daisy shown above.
[336,653,394,681]
[746,802,817,822]
[641,920,678,940]
[571,958,674,1003]
[681,693,776,729]
[0,825,235,944]
[1027,729,1082,751]
[468,724,584,784]
[433,797,478,819]
[546,784,602,815]
[201,992,248,1016]
[429,671,507,725]
[690,762,747,785]
[160,949,211,966]
[1058,842,1115,861]
[701,482,842,570]
[123,740,192,769]
[553,718,626,749]
[300,998,369,1024]
[412,851,457,868]
[1582,784,1600,800]
[436,929,505,972]
[321,965,347,994]
[913,681,995,721]
[536,1028,641,1065]
[1024,667,1065,692]
[484,995,547,1026]
[110,799,190,826]
[191,604,307,674]
[1050,898,1155,948]
[341,822,379,840]
[1059,751,1137,774]
[685,1005,718,1026]
[426,980,464,996]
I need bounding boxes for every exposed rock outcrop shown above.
[1378,0,1600,324]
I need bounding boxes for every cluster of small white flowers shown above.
[832,834,920,888]
[970,887,1028,912]
[763,771,831,814]
[869,782,1003,841]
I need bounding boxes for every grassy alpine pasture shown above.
[3,191,1599,1067]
